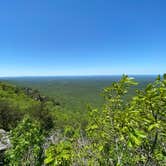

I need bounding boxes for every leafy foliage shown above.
[5,116,44,166]
[83,75,166,165]
[0,81,55,131]
[45,75,166,165]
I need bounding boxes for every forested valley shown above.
[0,75,166,165]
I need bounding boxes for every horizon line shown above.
[0,74,160,78]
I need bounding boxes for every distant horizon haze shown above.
[0,73,160,78]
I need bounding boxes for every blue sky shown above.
[0,0,165,76]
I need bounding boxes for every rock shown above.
[44,130,62,150]
[0,129,11,151]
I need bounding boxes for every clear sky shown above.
[0,0,166,76]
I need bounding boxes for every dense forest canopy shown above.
[0,75,166,165]
[1,75,156,112]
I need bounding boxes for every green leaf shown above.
[130,133,142,146]
[148,123,160,131]
[134,129,146,138]
[145,84,153,91]
[127,141,133,148]
[44,156,54,164]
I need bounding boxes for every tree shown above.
[84,75,166,165]
[0,100,23,130]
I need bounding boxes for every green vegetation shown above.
[2,76,155,112]
[0,75,166,165]
[5,116,44,166]
[0,81,55,131]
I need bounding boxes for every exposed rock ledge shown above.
[0,129,11,151]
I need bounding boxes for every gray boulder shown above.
[0,129,11,151]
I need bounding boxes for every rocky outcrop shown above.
[0,129,11,151]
